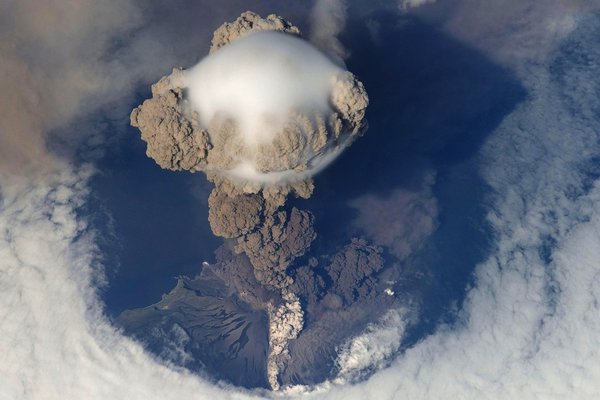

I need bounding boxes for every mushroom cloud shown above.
[130,12,369,389]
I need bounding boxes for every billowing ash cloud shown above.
[131,12,368,188]
[131,13,354,289]
[130,11,368,285]
[130,11,369,390]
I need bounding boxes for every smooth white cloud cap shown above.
[186,31,343,145]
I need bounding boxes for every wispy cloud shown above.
[349,171,438,261]
[310,0,349,61]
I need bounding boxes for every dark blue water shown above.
[90,128,222,315]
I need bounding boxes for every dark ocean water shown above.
[90,130,221,314]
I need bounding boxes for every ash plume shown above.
[130,11,369,389]
[130,10,368,288]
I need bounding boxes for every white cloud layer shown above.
[407,0,600,66]
[0,169,263,400]
[3,1,600,400]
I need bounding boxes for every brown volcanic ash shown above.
[130,11,368,389]
[130,11,368,289]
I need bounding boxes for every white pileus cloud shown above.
[183,31,360,184]
[187,32,342,146]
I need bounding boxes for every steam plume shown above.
[309,0,349,61]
